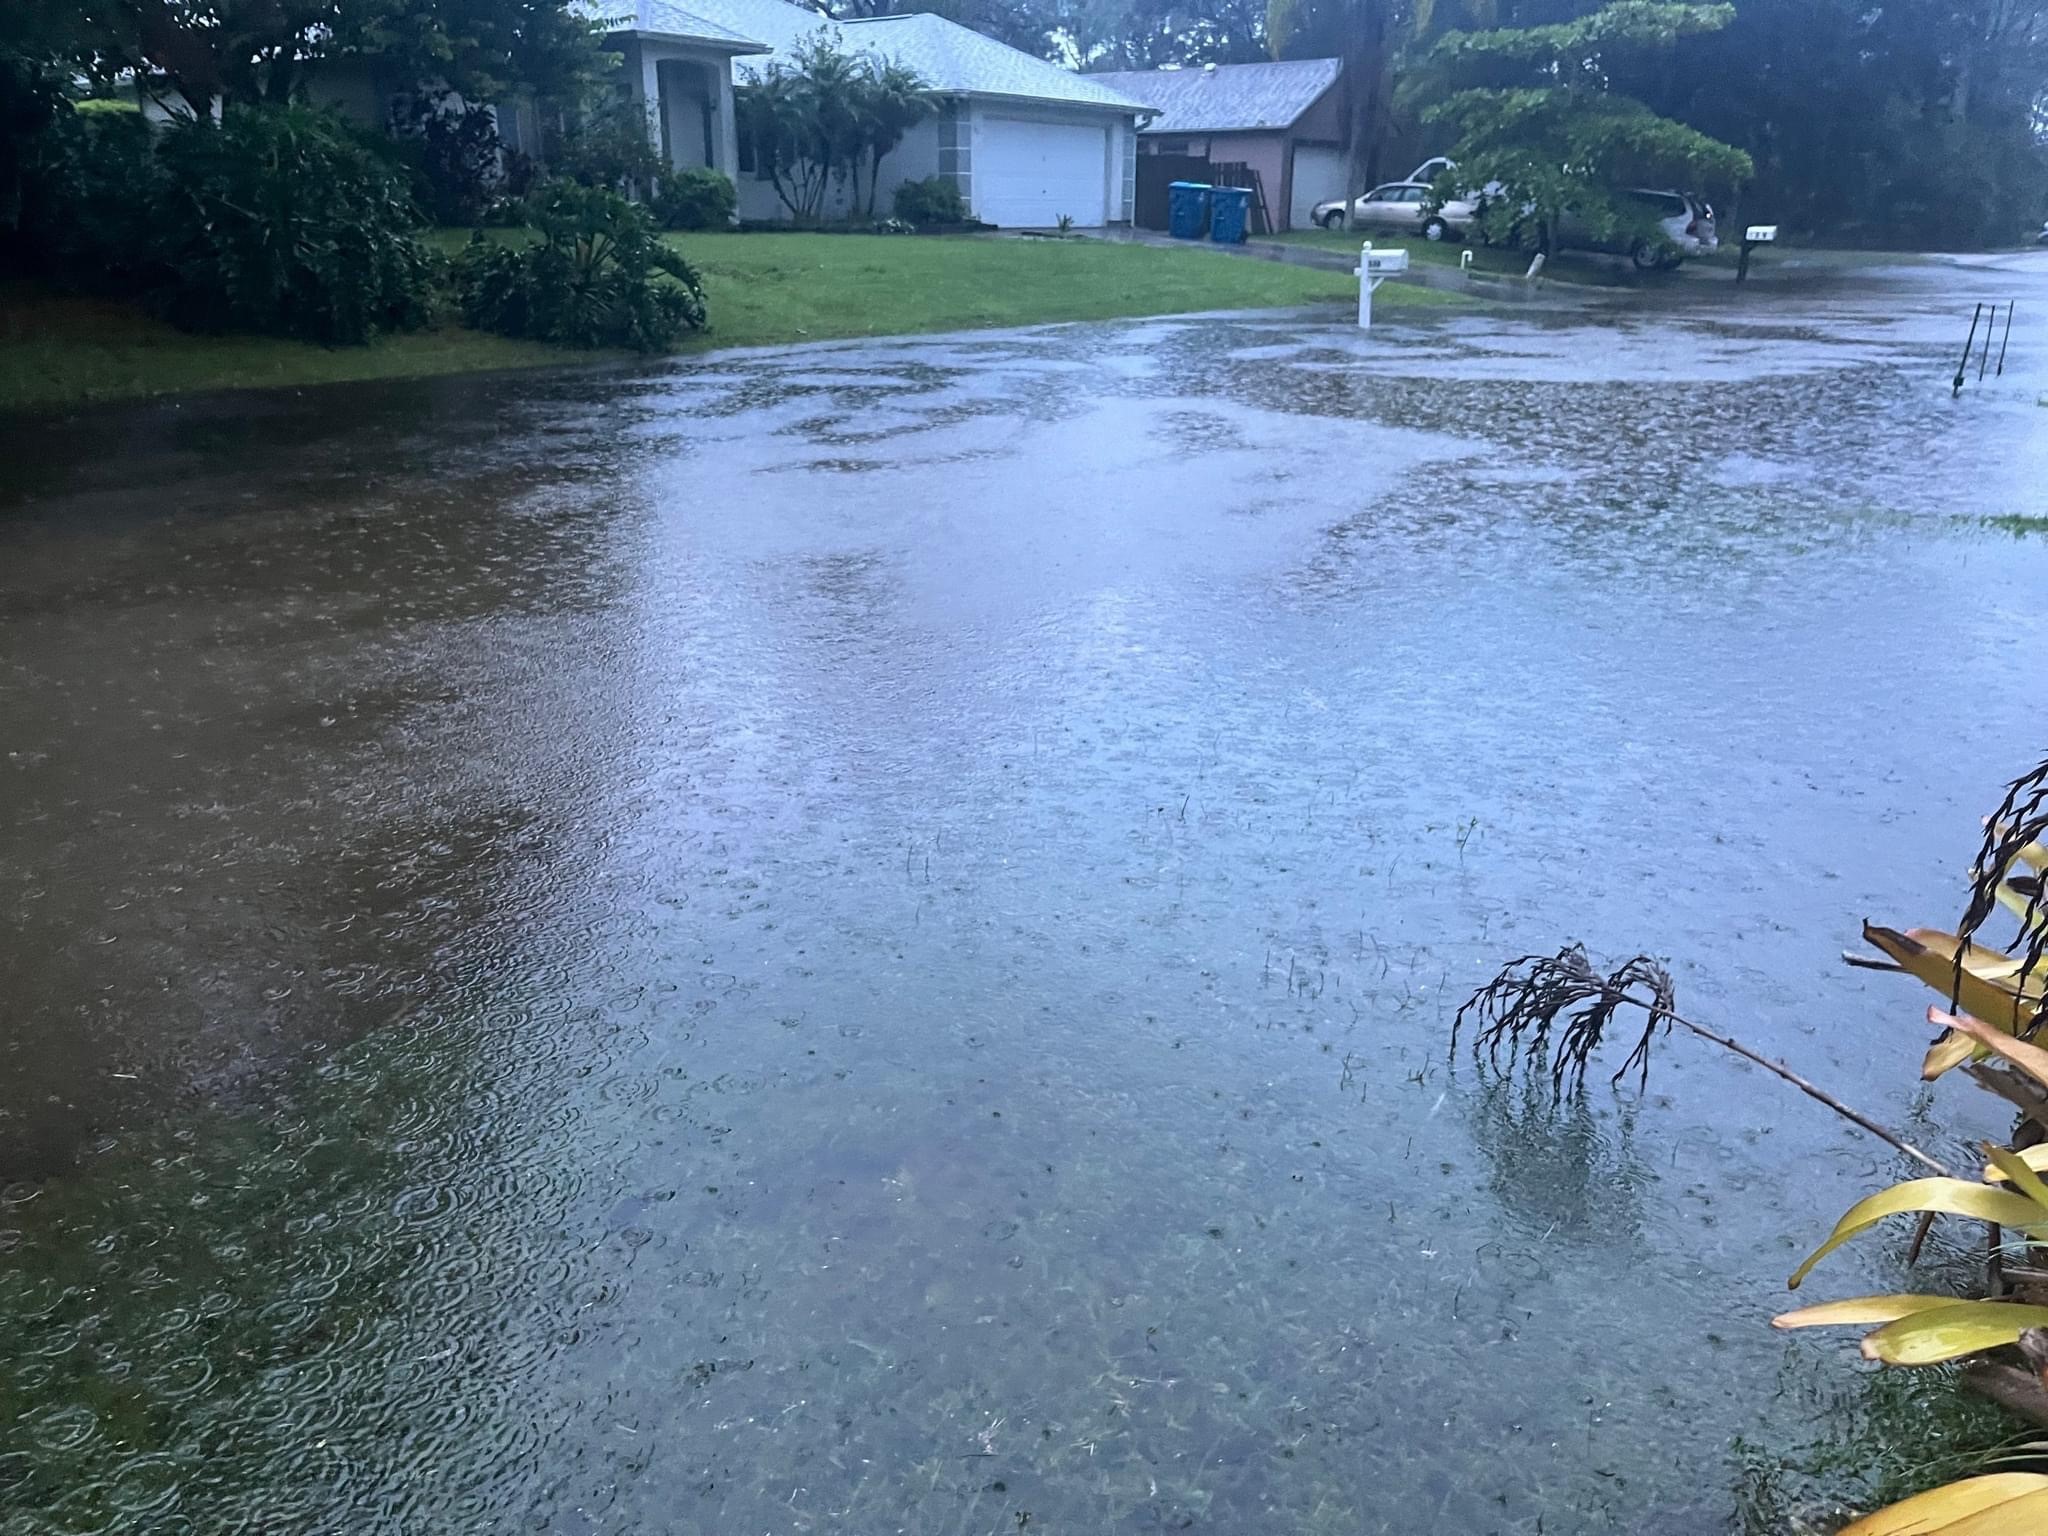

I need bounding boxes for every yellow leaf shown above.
[1841,1476,2048,1536]
[1923,1029,1983,1079]
[1982,1143,2048,1184]
[2018,840,2048,874]
[1789,1178,2048,1289]
[1859,1301,2048,1365]
[1867,925,2042,1069]
[1773,1295,1962,1330]
[1938,1010,2048,1090]
[1984,1141,2048,1208]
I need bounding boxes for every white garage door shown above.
[1289,145,1350,231]
[975,116,1110,229]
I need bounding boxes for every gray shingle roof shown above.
[577,2,767,51]
[1087,58,1341,134]
[637,0,771,50]
[604,0,1146,112]
[839,14,1147,109]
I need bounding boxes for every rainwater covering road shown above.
[4,262,2048,1534]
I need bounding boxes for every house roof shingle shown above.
[839,14,1150,110]
[596,0,1148,113]
[580,1,768,52]
[1086,57,1341,134]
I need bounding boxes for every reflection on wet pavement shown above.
[3,273,2048,1533]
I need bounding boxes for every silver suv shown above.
[1558,189,1718,269]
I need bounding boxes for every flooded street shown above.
[5,262,2048,1533]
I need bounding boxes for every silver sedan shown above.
[1312,181,1476,240]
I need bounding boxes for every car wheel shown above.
[1630,238,1663,271]
[1421,217,1448,242]
[1320,209,1346,231]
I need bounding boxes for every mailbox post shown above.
[1737,223,1777,283]
[1352,242,1410,329]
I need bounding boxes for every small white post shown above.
[1358,241,1373,329]
[1460,248,1474,272]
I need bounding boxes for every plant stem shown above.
[1594,983,1952,1176]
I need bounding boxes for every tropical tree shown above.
[735,35,932,220]
[68,0,604,118]
[1056,0,1269,67]
[1411,0,1752,257]
[0,0,87,233]
[850,57,932,214]
[1269,0,1398,200]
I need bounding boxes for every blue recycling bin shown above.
[1208,186,1252,244]
[1167,181,1211,240]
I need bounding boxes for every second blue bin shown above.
[1208,186,1252,244]
[1167,181,1211,240]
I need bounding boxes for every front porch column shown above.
[713,62,740,179]
[636,44,664,160]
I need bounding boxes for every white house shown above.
[131,0,1150,229]
[587,0,1153,228]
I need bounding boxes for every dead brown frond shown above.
[1453,944,1677,1093]
[1958,755,2048,1019]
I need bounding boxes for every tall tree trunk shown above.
[1341,2,1391,225]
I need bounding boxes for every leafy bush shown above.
[893,174,963,226]
[455,181,706,351]
[147,107,434,343]
[650,166,734,230]
[21,103,433,344]
[395,91,502,226]
[15,106,162,283]
[549,94,662,192]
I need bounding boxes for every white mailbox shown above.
[1745,224,1778,244]
[1352,243,1411,329]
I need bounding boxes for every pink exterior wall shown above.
[1130,78,1346,230]
[1292,82,1345,146]
[1185,132,1291,229]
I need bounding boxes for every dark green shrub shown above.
[454,181,706,351]
[23,103,433,343]
[395,91,502,226]
[147,106,433,343]
[15,106,163,283]
[650,166,735,230]
[892,175,964,226]
[550,94,662,192]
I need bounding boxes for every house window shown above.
[1151,139,1189,154]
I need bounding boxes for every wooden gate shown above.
[1134,153,1211,231]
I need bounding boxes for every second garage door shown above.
[975,116,1110,228]
[1288,145,1349,231]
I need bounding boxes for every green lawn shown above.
[0,233,1460,413]
[666,231,1454,349]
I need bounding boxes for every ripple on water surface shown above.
[3,284,2048,1533]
